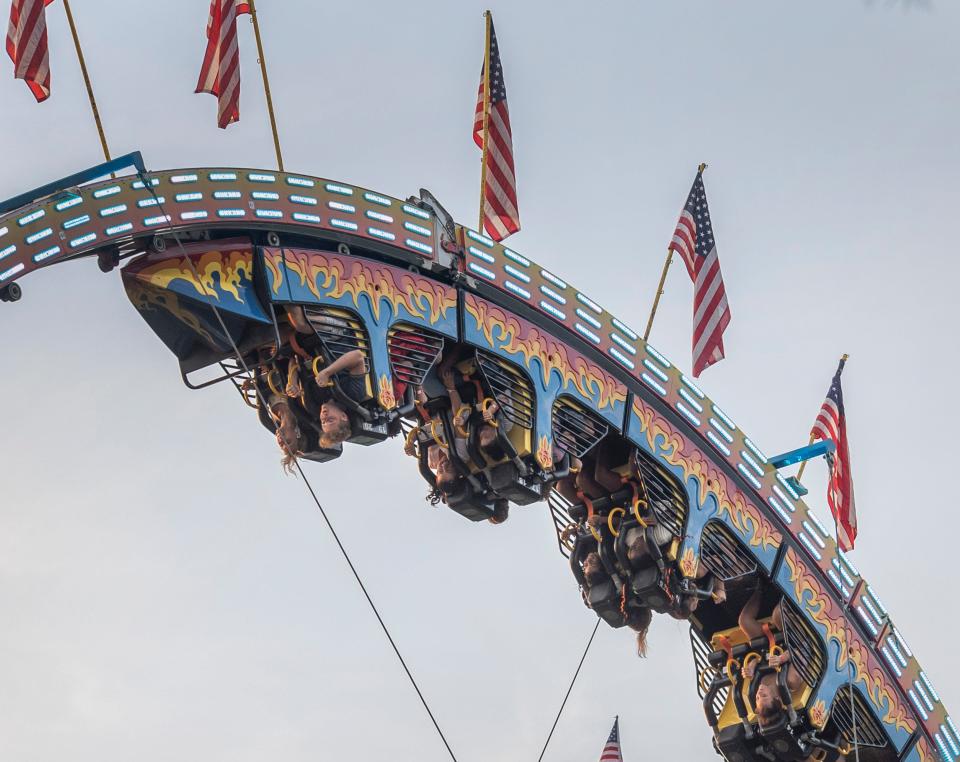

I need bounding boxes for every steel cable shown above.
[137,174,460,762]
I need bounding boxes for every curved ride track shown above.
[0,162,956,762]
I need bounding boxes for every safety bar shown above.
[568,533,593,588]
[707,632,786,668]
[566,484,636,519]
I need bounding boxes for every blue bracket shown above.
[769,440,835,470]
[0,150,146,216]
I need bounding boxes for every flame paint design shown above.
[378,374,396,411]
[913,739,937,762]
[124,279,219,347]
[809,699,828,729]
[632,397,781,552]
[263,248,284,294]
[536,435,553,470]
[135,249,254,303]
[464,294,627,412]
[266,249,455,326]
[783,549,915,736]
[680,547,699,578]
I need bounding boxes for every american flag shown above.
[598,717,623,762]
[473,13,520,242]
[196,0,250,129]
[810,356,857,551]
[669,169,731,377]
[6,0,55,102]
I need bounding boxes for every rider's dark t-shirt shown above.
[338,372,367,403]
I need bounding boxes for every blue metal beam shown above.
[0,151,146,216]
[769,439,835,470]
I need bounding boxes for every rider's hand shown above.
[768,652,788,668]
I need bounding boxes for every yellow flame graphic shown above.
[266,249,455,325]
[914,739,938,762]
[378,374,396,410]
[464,294,627,412]
[680,547,699,578]
[784,549,915,736]
[809,699,828,729]
[124,279,218,347]
[536,435,553,470]
[137,249,254,303]
[632,397,781,552]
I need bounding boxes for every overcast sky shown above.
[1,1,957,760]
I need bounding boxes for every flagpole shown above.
[643,248,673,342]
[797,353,849,482]
[478,10,492,232]
[643,162,707,342]
[61,0,112,165]
[794,434,816,482]
[247,0,284,171]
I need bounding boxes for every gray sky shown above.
[1,1,957,760]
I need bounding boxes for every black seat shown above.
[631,566,673,612]
[714,723,762,762]
[445,482,497,522]
[757,716,808,761]
[486,461,542,505]
[346,415,393,445]
[586,578,626,628]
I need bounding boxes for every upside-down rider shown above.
[285,304,370,448]
[738,587,805,728]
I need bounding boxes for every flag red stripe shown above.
[196,0,244,128]
[474,20,519,242]
[809,364,857,551]
[6,0,52,102]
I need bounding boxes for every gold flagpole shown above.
[247,0,284,171]
[794,434,816,482]
[61,0,112,164]
[643,162,707,343]
[478,10,492,232]
[796,353,849,482]
[643,248,673,342]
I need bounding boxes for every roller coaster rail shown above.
[1,156,956,762]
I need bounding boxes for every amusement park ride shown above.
[0,150,957,762]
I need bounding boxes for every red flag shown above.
[668,168,731,377]
[473,13,520,242]
[196,0,250,128]
[810,357,857,551]
[6,0,55,102]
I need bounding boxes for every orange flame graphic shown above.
[137,249,254,303]
[267,249,455,325]
[464,294,627,412]
[784,549,915,736]
[536,435,553,470]
[680,547,699,578]
[378,374,396,410]
[808,699,828,729]
[632,397,781,552]
[124,279,219,347]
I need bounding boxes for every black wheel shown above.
[97,249,120,273]
[1,282,22,302]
